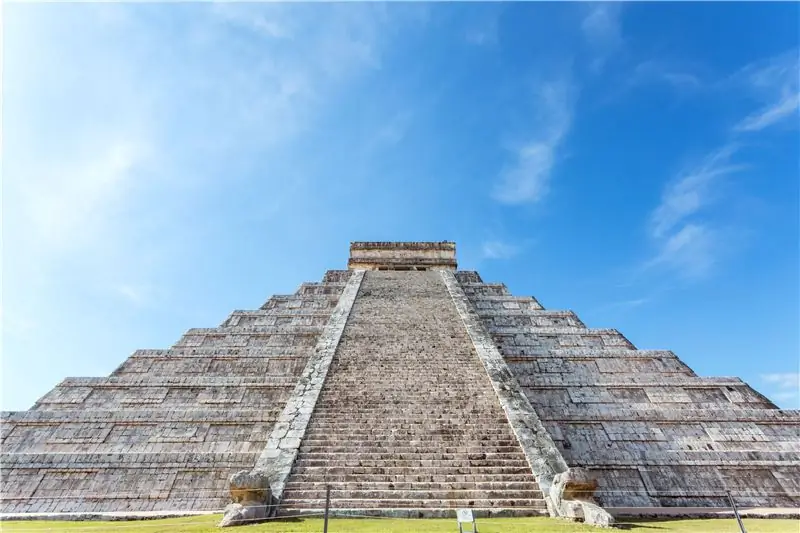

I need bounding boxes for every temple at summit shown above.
[1,242,798,524]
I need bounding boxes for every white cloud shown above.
[481,240,521,260]
[761,372,800,389]
[592,297,651,316]
[492,79,575,204]
[5,3,397,269]
[18,139,153,253]
[113,284,157,308]
[736,92,800,132]
[2,3,417,409]
[733,50,799,132]
[645,144,749,279]
[761,373,800,406]
[640,51,799,282]
[647,223,718,279]
[581,3,623,72]
[210,4,293,40]
[650,144,745,239]
[631,60,704,91]
[611,298,649,309]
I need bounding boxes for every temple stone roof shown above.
[347,241,457,271]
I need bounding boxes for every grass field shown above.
[1,515,799,533]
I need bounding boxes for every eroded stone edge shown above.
[440,271,613,527]
[245,271,365,509]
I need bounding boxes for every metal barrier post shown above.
[323,484,331,533]
[726,490,747,533]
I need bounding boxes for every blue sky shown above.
[3,2,798,411]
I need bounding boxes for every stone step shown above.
[294,458,530,468]
[286,473,540,483]
[295,452,525,460]
[299,437,518,445]
[277,507,549,518]
[308,406,503,414]
[280,498,547,509]
[300,434,521,441]
[290,465,534,476]
[282,489,543,500]
[281,271,542,512]
[284,481,541,491]
[305,419,511,427]
[297,445,525,454]
[302,427,517,435]
[300,429,516,435]
[315,391,496,396]
[307,408,505,413]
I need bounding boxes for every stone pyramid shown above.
[2,242,798,524]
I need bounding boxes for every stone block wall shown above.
[279,271,546,516]
[0,271,353,514]
[3,253,798,517]
[455,271,800,509]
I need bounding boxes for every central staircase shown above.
[280,271,547,516]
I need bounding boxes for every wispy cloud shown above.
[6,2,398,272]
[591,297,651,317]
[17,139,154,254]
[2,3,418,409]
[581,3,623,72]
[736,92,800,132]
[492,78,576,204]
[761,373,800,406]
[650,145,745,239]
[113,283,157,308]
[761,372,800,389]
[481,240,521,260]
[647,223,720,279]
[630,60,704,92]
[733,50,799,132]
[641,51,798,281]
[645,145,745,279]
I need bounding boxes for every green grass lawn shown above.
[1,515,798,533]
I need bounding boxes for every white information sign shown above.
[456,508,477,532]
[456,509,474,523]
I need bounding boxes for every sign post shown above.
[456,509,477,533]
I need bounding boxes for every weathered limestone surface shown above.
[455,270,800,510]
[348,241,456,271]
[217,270,365,527]
[0,271,354,514]
[3,242,798,520]
[252,270,364,500]
[442,271,613,526]
[219,471,272,527]
[279,271,547,516]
